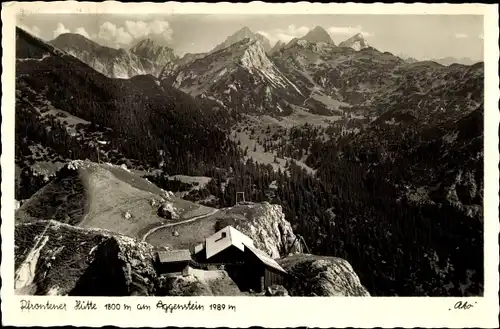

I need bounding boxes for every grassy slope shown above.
[145,213,219,249]
[16,161,215,239]
[145,202,276,249]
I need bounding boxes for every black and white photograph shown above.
[10,8,488,298]
[2,4,498,326]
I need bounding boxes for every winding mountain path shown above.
[141,208,219,242]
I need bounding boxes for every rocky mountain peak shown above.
[235,26,254,38]
[53,32,90,44]
[129,38,176,62]
[50,32,108,54]
[301,26,334,44]
[338,33,369,51]
[211,26,272,53]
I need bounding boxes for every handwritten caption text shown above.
[20,299,237,314]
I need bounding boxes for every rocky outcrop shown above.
[338,33,369,51]
[14,220,157,296]
[278,254,370,296]
[216,202,302,258]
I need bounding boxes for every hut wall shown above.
[264,267,285,289]
[157,261,190,275]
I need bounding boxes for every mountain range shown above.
[398,53,481,66]
[49,33,177,78]
[14,24,484,297]
[432,56,482,66]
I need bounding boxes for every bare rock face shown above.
[14,220,157,296]
[278,254,370,296]
[217,202,302,258]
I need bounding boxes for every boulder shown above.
[157,202,178,220]
[278,254,370,296]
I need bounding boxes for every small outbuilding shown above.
[156,249,192,276]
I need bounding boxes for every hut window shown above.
[221,232,227,239]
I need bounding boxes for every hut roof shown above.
[205,226,255,260]
[157,249,192,263]
[244,243,287,274]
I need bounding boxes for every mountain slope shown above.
[303,100,484,296]
[270,40,403,114]
[17,27,237,171]
[15,26,241,205]
[49,33,176,78]
[161,38,307,115]
[15,160,216,239]
[129,38,176,64]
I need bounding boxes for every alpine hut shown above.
[192,225,287,292]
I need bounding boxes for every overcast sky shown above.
[18,14,484,60]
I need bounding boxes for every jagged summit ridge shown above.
[338,33,369,51]
[211,26,272,53]
[168,38,303,102]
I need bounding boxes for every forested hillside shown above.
[16,28,241,183]
[148,102,484,296]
